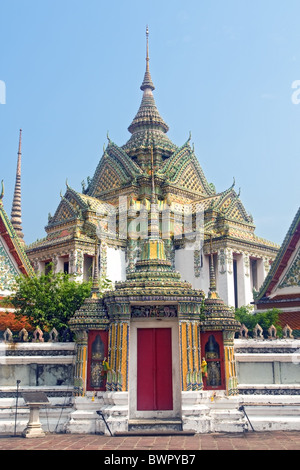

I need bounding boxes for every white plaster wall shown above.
[236,253,253,307]
[175,246,195,286]
[197,254,210,295]
[106,246,126,282]
[217,249,235,307]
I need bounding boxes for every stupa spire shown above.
[123,27,177,160]
[127,27,169,136]
[208,235,218,299]
[140,25,155,92]
[11,129,25,244]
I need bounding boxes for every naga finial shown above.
[0,180,4,201]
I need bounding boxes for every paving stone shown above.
[0,431,299,451]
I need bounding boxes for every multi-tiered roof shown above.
[26,28,279,265]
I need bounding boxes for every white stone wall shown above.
[175,245,273,308]
[106,246,126,283]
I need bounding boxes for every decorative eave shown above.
[0,188,34,277]
[256,206,300,302]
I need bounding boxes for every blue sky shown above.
[0,0,299,246]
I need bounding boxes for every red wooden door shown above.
[137,328,173,411]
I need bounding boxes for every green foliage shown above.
[98,277,113,297]
[234,305,282,337]
[6,267,92,333]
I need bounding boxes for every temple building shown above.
[23,30,280,431]
[25,32,279,310]
[255,207,300,337]
[1,29,278,432]
[0,28,299,435]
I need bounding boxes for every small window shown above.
[44,261,52,275]
[63,261,69,274]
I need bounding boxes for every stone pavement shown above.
[0,431,299,451]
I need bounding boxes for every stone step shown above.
[115,429,195,436]
[210,409,244,420]
[127,418,185,434]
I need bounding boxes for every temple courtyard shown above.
[0,430,299,451]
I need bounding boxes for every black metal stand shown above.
[96,410,113,436]
[239,405,255,432]
[14,380,21,436]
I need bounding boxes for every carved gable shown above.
[50,200,77,225]
[159,144,215,197]
[93,163,124,194]
[177,161,208,194]
[88,144,143,198]
[223,199,251,224]
[278,246,300,289]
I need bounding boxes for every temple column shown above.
[217,248,235,307]
[257,256,270,290]
[73,330,88,396]
[105,300,130,393]
[69,249,84,281]
[179,303,203,392]
[107,320,129,392]
[223,330,239,396]
[236,252,252,307]
[52,255,59,273]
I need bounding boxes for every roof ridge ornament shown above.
[0,180,4,201]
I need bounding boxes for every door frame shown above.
[129,318,181,420]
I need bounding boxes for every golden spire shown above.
[11,129,25,244]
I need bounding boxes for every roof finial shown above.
[11,129,25,244]
[0,180,4,203]
[146,25,149,63]
[141,25,155,91]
